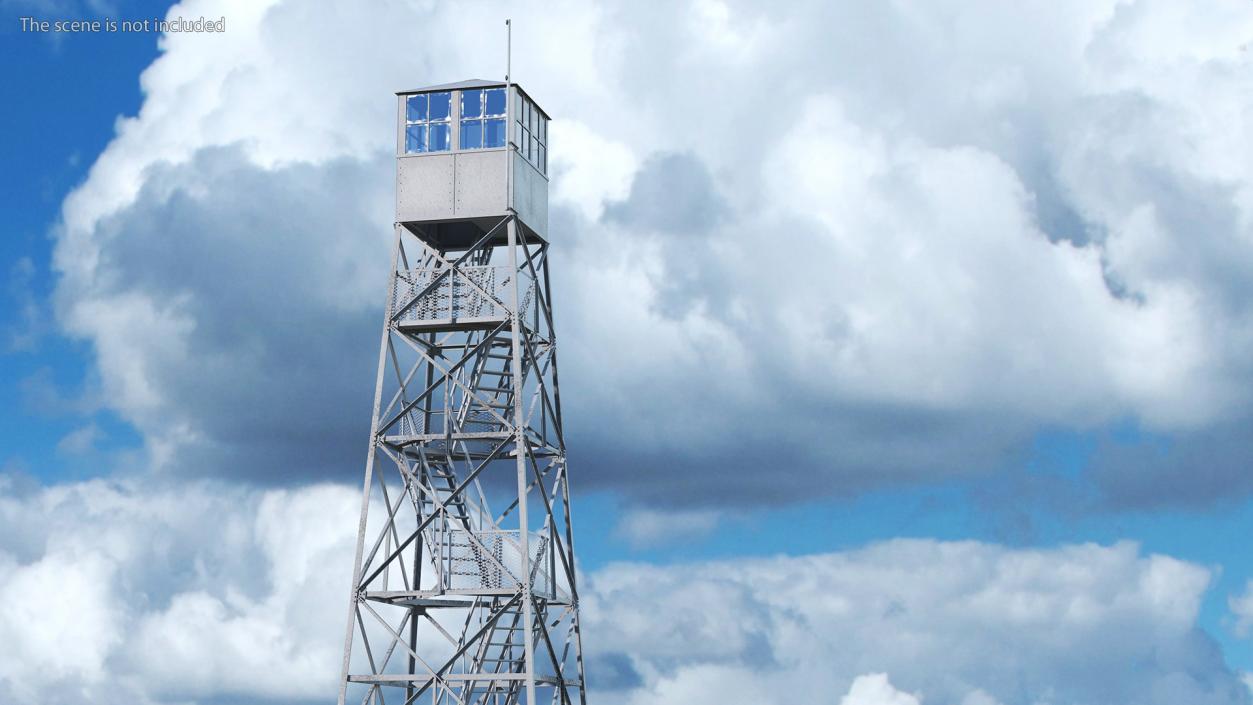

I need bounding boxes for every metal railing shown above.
[428,527,553,598]
[392,265,534,325]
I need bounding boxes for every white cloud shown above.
[0,478,1244,705]
[54,422,101,456]
[841,674,921,705]
[1229,580,1253,637]
[961,691,1005,705]
[759,97,1189,423]
[584,539,1242,705]
[549,119,638,220]
[614,507,721,548]
[0,478,356,703]
[0,543,119,691]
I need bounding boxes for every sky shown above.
[2,0,1253,703]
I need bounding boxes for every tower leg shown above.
[338,225,403,705]
[508,215,539,704]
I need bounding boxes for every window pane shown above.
[460,119,483,149]
[538,144,546,173]
[461,90,482,119]
[539,117,546,143]
[429,122,451,151]
[406,94,427,123]
[530,134,538,164]
[485,88,506,117]
[515,122,524,147]
[521,127,531,159]
[484,118,506,147]
[429,92,451,121]
[406,124,427,153]
[515,91,523,121]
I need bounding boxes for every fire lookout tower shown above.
[337,77,587,705]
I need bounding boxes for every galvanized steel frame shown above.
[337,214,586,705]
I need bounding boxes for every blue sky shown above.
[3,1,1253,704]
[1,0,164,480]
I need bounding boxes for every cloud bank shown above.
[44,0,1253,506]
[0,478,1247,704]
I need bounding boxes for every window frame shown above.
[512,89,548,175]
[404,91,452,154]
[459,87,508,151]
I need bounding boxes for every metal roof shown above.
[396,78,505,95]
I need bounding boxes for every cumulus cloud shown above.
[57,146,389,480]
[0,477,1245,705]
[47,0,1253,505]
[584,539,1246,705]
[0,475,356,704]
[841,674,921,705]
